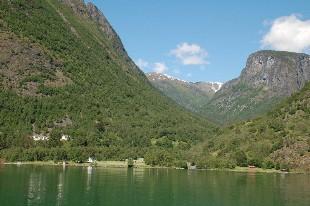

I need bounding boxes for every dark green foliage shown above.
[174,160,188,169]
[234,150,248,167]
[48,130,62,148]
[262,158,274,169]
[247,158,262,168]
[155,137,173,148]
[144,149,178,166]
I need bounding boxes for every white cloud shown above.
[135,58,149,70]
[170,42,209,65]
[261,15,310,53]
[135,59,168,74]
[153,62,168,73]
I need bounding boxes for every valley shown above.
[0,0,309,173]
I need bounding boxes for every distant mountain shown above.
[147,72,222,114]
[0,0,217,162]
[203,50,310,124]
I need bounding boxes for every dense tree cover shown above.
[0,0,217,165]
[188,82,310,172]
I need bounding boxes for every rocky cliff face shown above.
[238,50,310,96]
[59,0,85,14]
[204,50,310,124]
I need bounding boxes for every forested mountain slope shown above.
[0,0,216,163]
[189,82,310,172]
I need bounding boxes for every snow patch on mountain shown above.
[147,72,223,93]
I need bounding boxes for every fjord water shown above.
[0,165,309,206]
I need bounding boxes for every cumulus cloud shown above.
[153,62,168,73]
[135,59,168,74]
[170,42,209,65]
[261,15,310,53]
[135,58,149,70]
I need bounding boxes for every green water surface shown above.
[0,165,309,206]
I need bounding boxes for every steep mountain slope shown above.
[203,50,310,124]
[147,72,222,114]
[0,0,217,162]
[189,82,310,172]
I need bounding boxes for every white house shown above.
[32,134,49,141]
[87,157,95,163]
[60,135,70,141]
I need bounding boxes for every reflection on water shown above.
[56,168,65,206]
[27,170,46,206]
[86,166,92,192]
[133,168,145,183]
[0,165,309,206]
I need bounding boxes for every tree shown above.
[0,134,8,150]
[234,150,248,167]
[48,130,61,148]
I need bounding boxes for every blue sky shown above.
[89,0,310,83]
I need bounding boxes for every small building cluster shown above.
[32,134,49,141]
[32,134,70,142]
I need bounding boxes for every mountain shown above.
[189,81,310,172]
[203,50,310,124]
[147,51,310,125]
[147,72,222,114]
[0,0,217,163]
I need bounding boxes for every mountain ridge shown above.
[147,72,223,92]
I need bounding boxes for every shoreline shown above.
[3,161,162,169]
[2,161,307,174]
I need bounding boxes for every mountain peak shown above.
[240,50,310,96]
[147,72,223,92]
[147,72,189,83]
